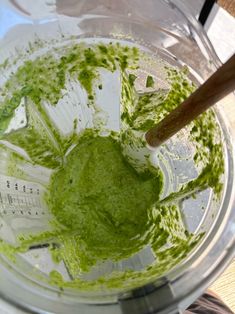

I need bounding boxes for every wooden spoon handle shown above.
[145,54,235,147]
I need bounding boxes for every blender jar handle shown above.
[198,0,217,26]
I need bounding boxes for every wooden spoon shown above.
[145,54,235,148]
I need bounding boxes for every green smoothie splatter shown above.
[0,43,139,167]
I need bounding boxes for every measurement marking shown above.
[24,196,28,206]
[16,195,20,206]
[7,194,12,204]
[36,198,41,207]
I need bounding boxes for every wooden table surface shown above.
[211,261,235,312]
[219,0,235,16]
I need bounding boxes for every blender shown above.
[0,0,235,313]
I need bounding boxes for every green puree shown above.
[48,131,162,271]
[0,41,224,290]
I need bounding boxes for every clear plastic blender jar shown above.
[0,0,235,313]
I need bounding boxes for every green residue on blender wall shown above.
[121,65,224,199]
[190,110,224,196]
[121,66,195,132]
[0,41,224,290]
[0,43,139,168]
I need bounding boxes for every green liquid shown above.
[47,132,163,272]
